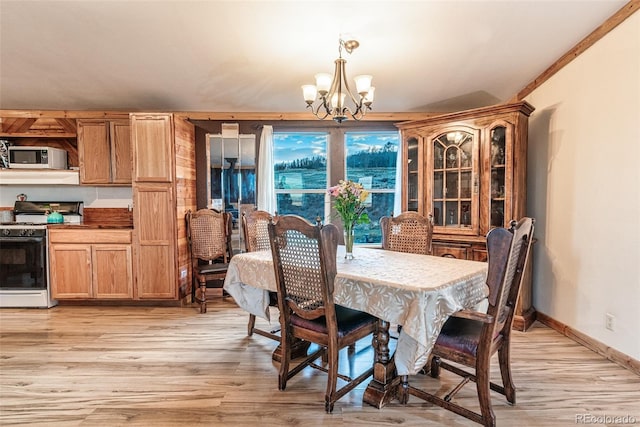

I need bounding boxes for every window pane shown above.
[277,193,326,224]
[353,192,394,244]
[274,133,327,189]
[273,132,328,223]
[345,132,398,190]
[346,132,399,244]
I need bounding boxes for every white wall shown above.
[525,12,639,359]
[0,185,132,209]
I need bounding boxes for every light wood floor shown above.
[1,298,638,426]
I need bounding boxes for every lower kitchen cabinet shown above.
[49,229,133,299]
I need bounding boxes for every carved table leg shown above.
[363,319,401,408]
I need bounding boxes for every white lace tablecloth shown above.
[224,246,488,375]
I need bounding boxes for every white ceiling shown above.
[0,0,628,114]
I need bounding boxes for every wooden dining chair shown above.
[380,211,434,255]
[402,217,535,427]
[241,209,280,340]
[268,214,378,413]
[186,209,232,314]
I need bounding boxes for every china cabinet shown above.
[397,101,536,330]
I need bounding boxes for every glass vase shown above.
[344,224,355,260]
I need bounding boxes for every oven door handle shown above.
[0,237,45,244]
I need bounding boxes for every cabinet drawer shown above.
[49,229,131,244]
[472,249,488,262]
[432,243,470,259]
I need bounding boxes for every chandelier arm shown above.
[339,61,360,107]
[325,59,344,108]
[307,101,331,120]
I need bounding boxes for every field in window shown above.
[275,167,396,244]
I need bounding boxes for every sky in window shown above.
[273,133,327,163]
[273,132,398,163]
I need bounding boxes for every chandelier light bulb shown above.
[315,73,332,94]
[354,75,372,95]
[302,85,317,104]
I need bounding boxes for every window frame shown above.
[272,122,399,241]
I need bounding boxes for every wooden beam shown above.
[174,111,437,122]
[2,118,37,133]
[54,118,78,134]
[2,109,437,123]
[514,0,640,100]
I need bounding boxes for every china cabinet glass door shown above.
[489,125,507,228]
[430,129,479,234]
[406,136,420,212]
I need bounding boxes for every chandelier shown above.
[301,39,375,123]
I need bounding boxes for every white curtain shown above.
[393,131,403,216]
[257,125,276,214]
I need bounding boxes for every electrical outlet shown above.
[605,313,615,331]
[180,268,188,279]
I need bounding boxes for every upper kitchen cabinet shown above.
[77,119,131,185]
[131,114,174,182]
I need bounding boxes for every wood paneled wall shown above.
[174,117,197,299]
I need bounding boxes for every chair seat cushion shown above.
[434,316,483,357]
[196,263,229,275]
[291,305,377,339]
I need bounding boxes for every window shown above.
[273,126,399,244]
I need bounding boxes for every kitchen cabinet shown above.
[132,183,176,299]
[49,229,133,299]
[397,101,536,330]
[130,113,195,302]
[131,114,173,182]
[77,119,131,185]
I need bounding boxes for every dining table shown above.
[223,245,489,408]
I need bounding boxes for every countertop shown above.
[46,222,133,230]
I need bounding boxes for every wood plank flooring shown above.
[1,298,639,426]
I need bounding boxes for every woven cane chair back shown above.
[242,210,272,252]
[187,209,229,263]
[269,216,336,315]
[381,211,434,255]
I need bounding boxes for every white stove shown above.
[0,201,82,308]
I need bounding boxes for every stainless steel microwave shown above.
[8,146,68,169]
